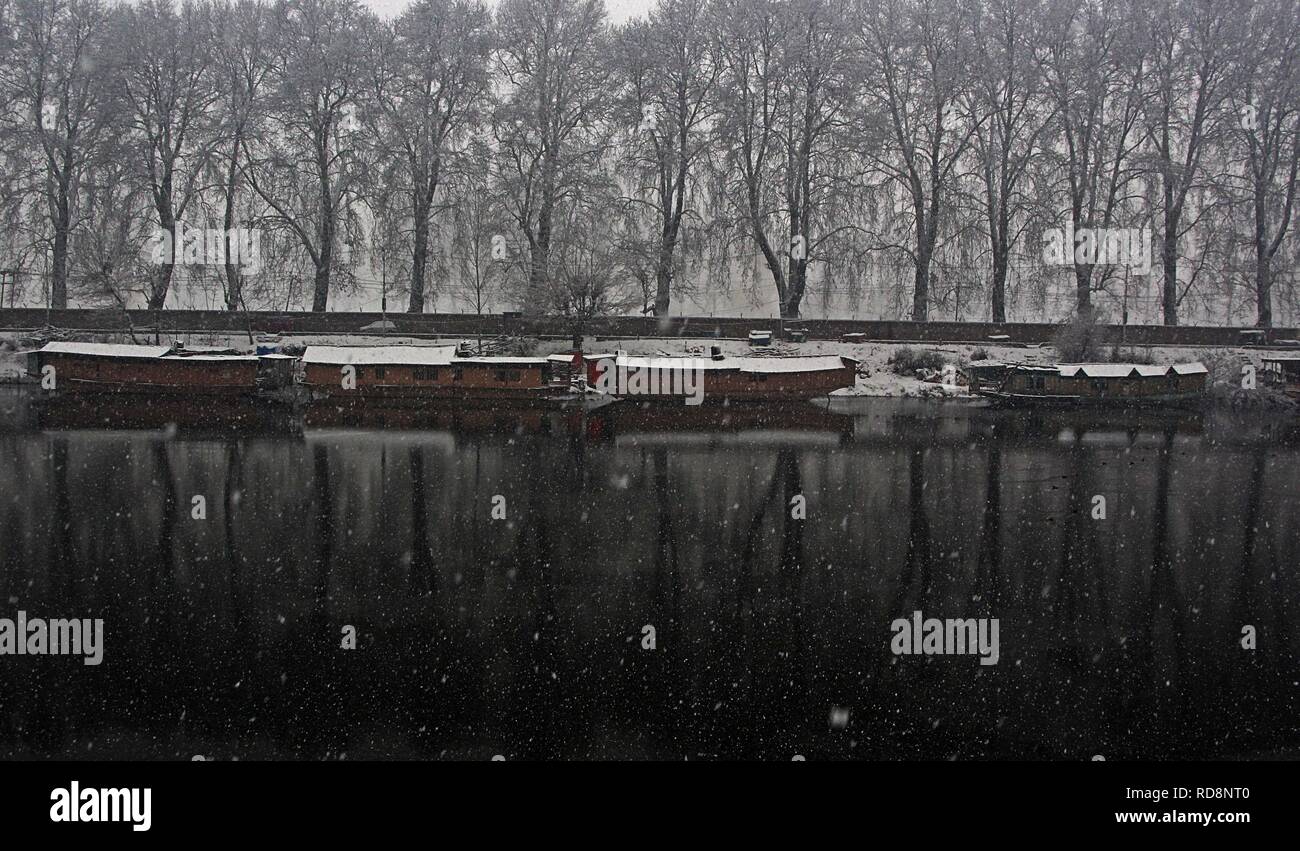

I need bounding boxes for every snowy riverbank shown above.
[0,328,1283,402]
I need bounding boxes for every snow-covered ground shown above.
[2,327,1262,400]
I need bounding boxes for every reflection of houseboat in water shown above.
[33,395,299,433]
[975,361,1208,408]
[597,399,853,435]
[304,400,560,433]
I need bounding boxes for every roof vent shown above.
[455,341,473,357]
[710,345,724,360]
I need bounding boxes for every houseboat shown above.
[551,348,859,403]
[1261,354,1300,400]
[28,342,295,398]
[300,344,565,405]
[976,361,1208,407]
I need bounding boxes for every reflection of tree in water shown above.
[973,443,1002,614]
[892,446,933,616]
[1057,444,1106,650]
[7,419,1300,759]
[408,446,435,596]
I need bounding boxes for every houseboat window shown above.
[414,367,439,381]
[374,367,386,380]
[453,368,463,382]
[1093,379,1105,393]
[494,369,521,382]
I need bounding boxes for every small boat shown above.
[976,361,1208,407]
[1261,354,1300,400]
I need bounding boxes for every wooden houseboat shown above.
[1261,354,1300,400]
[300,345,564,405]
[550,348,859,404]
[28,342,294,398]
[976,361,1208,407]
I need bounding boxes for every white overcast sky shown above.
[361,0,654,23]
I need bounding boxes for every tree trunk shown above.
[409,198,431,313]
[1074,264,1091,316]
[51,222,69,309]
[148,207,175,311]
[312,184,334,312]
[990,249,1007,323]
[1255,249,1271,328]
[1161,201,1179,325]
[1160,234,1178,326]
[783,257,806,319]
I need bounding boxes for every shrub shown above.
[1052,309,1109,362]
[890,347,948,375]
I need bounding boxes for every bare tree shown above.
[547,192,642,346]
[8,0,117,308]
[362,0,492,313]
[1230,0,1299,327]
[111,0,221,309]
[854,0,982,321]
[1036,0,1145,317]
[1136,0,1243,325]
[614,0,717,317]
[493,0,613,313]
[241,0,369,311]
[964,0,1051,321]
[448,142,509,320]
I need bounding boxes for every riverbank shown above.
[2,329,1293,406]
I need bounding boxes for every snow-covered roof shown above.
[160,354,258,362]
[737,355,853,374]
[302,345,546,366]
[608,353,853,374]
[1054,362,1206,378]
[39,342,173,359]
[303,345,457,366]
[546,352,615,363]
[464,356,549,365]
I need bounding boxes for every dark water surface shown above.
[1,388,1298,760]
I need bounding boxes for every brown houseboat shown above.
[301,345,563,404]
[552,349,859,403]
[28,342,294,397]
[977,361,1208,407]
